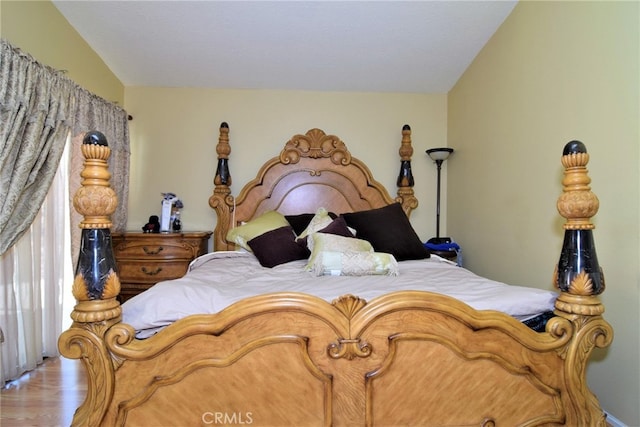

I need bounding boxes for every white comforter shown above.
[122,251,558,338]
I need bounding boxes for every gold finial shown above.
[556,141,599,230]
[73,131,118,229]
[398,124,413,161]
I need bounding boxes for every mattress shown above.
[122,251,558,339]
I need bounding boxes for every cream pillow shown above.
[296,207,334,240]
[226,210,290,251]
[309,250,399,277]
[305,233,373,270]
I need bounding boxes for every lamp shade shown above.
[426,147,454,161]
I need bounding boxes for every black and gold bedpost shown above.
[554,141,606,311]
[209,122,235,250]
[396,124,418,217]
[72,132,121,306]
[214,122,232,187]
[58,131,121,427]
[550,140,612,426]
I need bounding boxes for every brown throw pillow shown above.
[248,226,310,268]
[341,203,430,261]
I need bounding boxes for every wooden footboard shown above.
[59,131,612,426]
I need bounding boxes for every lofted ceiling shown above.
[52,1,517,93]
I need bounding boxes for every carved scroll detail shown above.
[328,338,372,360]
[555,313,613,426]
[58,320,119,427]
[328,295,372,359]
[280,128,352,166]
[396,190,418,217]
[209,191,234,250]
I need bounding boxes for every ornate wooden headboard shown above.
[209,123,418,251]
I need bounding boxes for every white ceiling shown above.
[52,1,517,93]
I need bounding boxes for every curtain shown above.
[0,39,75,256]
[0,138,72,384]
[0,38,130,383]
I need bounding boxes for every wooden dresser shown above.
[110,231,212,302]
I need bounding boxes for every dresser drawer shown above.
[116,260,190,283]
[113,241,197,260]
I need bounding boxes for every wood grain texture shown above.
[1,358,86,426]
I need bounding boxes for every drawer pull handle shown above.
[141,266,163,276]
[143,246,163,255]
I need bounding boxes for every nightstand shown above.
[111,231,212,302]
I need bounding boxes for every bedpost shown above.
[554,140,606,311]
[58,131,121,427]
[396,124,418,216]
[209,122,235,250]
[550,140,612,426]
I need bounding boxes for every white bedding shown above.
[122,251,558,339]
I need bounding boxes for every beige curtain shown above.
[0,39,75,256]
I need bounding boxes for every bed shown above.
[59,124,612,426]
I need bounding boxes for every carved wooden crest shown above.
[280,128,352,166]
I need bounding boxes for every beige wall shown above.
[448,1,639,424]
[0,0,124,104]
[124,87,447,242]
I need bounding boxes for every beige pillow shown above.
[296,207,334,240]
[226,210,289,251]
[305,233,373,270]
[309,250,399,277]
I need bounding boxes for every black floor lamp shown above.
[426,147,454,245]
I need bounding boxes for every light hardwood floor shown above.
[1,357,86,426]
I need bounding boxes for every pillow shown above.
[297,216,355,249]
[248,226,310,268]
[285,211,338,235]
[305,233,373,271]
[296,208,334,240]
[308,250,399,277]
[226,210,290,251]
[317,216,354,238]
[341,203,430,261]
